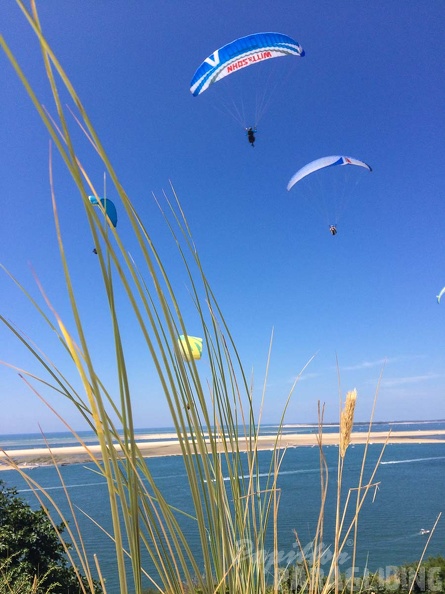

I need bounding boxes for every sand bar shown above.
[1,429,444,471]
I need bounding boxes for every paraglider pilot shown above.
[246,127,256,147]
[329,225,337,236]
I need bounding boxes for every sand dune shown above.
[1,429,444,471]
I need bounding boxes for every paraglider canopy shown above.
[287,156,372,192]
[88,195,118,228]
[287,155,372,231]
[190,32,304,97]
[437,287,445,304]
[178,335,203,361]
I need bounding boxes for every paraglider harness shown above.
[246,127,256,147]
[329,225,337,236]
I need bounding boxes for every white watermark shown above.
[234,540,443,592]
[235,538,351,573]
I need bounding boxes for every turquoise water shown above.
[1,423,444,593]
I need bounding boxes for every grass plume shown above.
[339,389,357,458]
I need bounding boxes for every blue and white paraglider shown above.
[190,32,304,96]
[287,156,372,234]
[190,32,305,140]
[287,156,372,190]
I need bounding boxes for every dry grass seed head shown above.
[340,389,357,458]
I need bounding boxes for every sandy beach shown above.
[1,429,445,471]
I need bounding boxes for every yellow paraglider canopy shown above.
[178,335,203,361]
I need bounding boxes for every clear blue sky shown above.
[1,1,444,434]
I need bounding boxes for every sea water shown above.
[1,423,444,593]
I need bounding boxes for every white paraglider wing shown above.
[287,156,372,192]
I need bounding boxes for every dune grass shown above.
[0,3,435,594]
[1,3,298,592]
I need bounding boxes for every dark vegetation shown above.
[0,479,102,593]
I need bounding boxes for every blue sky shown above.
[1,1,444,433]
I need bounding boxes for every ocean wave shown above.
[205,467,323,482]
[18,480,107,493]
[381,455,445,465]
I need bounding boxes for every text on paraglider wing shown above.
[226,51,273,74]
[204,50,220,68]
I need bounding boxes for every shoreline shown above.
[1,429,445,471]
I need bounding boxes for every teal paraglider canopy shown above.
[88,196,118,228]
